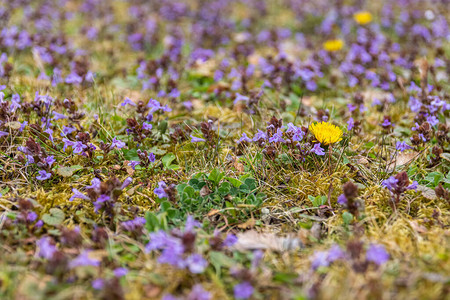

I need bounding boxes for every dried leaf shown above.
[207,209,220,217]
[237,217,256,229]
[4,121,21,130]
[200,185,212,197]
[409,221,428,234]
[232,231,303,252]
[440,153,450,162]
[234,160,244,173]
[417,185,437,200]
[56,165,83,177]
[388,151,419,171]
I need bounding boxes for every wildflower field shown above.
[0,0,449,299]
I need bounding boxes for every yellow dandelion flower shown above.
[353,11,373,25]
[309,122,343,145]
[323,39,344,52]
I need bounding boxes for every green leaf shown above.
[145,211,159,232]
[148,146,167,156]
[122,148,140,161]
[309,195,327,207]
[158,120,168,134]
[42,208,65,226]
[342,212,353,225]
[225,177,243,188]
[208,169,224,185]
[244,178,257,190]
[209,251,234,272]
[162,153,176,169]
[273,272,298,284]
[160,201,171,212]
[218,182,231,195]
[6,212,17,220]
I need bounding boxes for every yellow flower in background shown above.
[354,11,373,25]
[323,39,344,52]
[309,122,343,145]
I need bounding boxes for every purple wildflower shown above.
[27,211,38,222]
[36,237,57,259]
[185,215,201,232]
[69,250,100,268]
[407,181,418,190]
[52,111,67,120]
[72,141,88,154]
[238,133,252,144]
[347,117,355,131]
[61,126,76,137]
[121,177,133,189]
[234,281,254,299]
[187,284,211,300]
[121,97,136,107]
[311,251,330,269]
[366,244,389,265]
[234,93,249,105]
[86,178,101,190]
[154,181,168,198]
[113,267,128,277]
[92,278,104,290]
[162,295,179,300]
[93,194,111,213]
[382,176,398,191]
[186,253,208,274]
[36,170,52,181]
[142,122,153,131]
[327,244,346,262]
[310,143,325,156]
[69,188,90,201]
[337,194,347,205]
[269,128,286,143]
[252,130,267,142]
[110,137,126,149]
[45,155,56,167]
[121,217,145,232]
[128,160,140,169]
[223,234,238,247]
[396,141,412,152]
[190,135,205,143]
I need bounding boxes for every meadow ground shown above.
[0,0,449,299]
